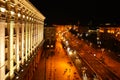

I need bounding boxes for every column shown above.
[39,23,41,43]
[6,1,14,79]
[36,21,38,46]
[21,9,25,65]
[34,20,36,50]
[30,17,33,55]
[25,14,28,61]
[15,5,20,71]
[35,20,37,48]
[33,20,36,51]
[0,21,5,80]
[41,22,44,42]
[28,16,31,57]
[32,19,34,52]
[38,22,40,44]
[21,18,24,65]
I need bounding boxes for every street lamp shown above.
[81,67,88,80]
[94,54,96,57]
[81,66,87,75]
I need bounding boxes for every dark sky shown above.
[29,0,120,25]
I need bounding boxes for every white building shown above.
[0,0,45,80]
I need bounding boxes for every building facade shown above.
[99,26,120,41]
[0,0,45,80]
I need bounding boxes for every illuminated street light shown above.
[94,54,96,57]
[81,67,87,72]
[81,67,88,80]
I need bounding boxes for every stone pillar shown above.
[36,21,38,46]
[39,23,42,43]
[33,20,36,51]
[15,5,20,71]
[30,17,33,55]
[32,19,34,52]
[38,22,40,44]
[21,9,25,65]
[21,19,25,64]
[36,21,38,47]
[6,1,14,79]
[33,21,36,50]
[35,20,37,48]
[25,14,28,61]
[41,22,44,42]
[28,15,31,57]
[0,21,5,80]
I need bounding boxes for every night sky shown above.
[29,0,120,25]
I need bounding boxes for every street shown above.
[32,38,81,80]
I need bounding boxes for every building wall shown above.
[0,0,45,80]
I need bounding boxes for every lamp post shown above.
[81,67,88,80]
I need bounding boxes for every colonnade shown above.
[0,0,45,80]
